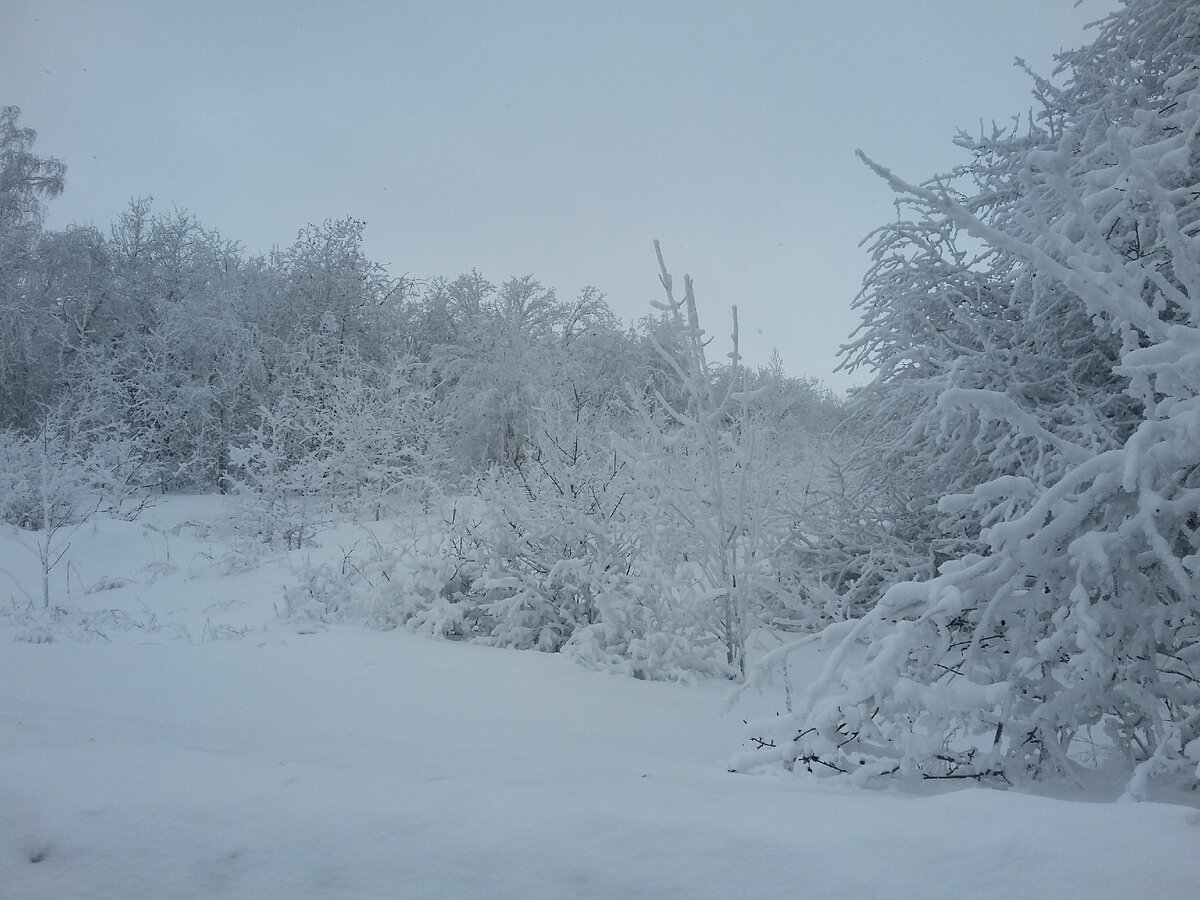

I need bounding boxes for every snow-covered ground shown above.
[2,497,1198,899]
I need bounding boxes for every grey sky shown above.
[3,1,1115,391]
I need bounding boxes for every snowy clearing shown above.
[2,497,1198,899]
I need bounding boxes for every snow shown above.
[2,497,1198,899]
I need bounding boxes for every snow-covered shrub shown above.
[393,248,797,679]
[447,398,702,660]
[0,428,40,529]
[226,397,330,551]
[738,0,1200,794]
[616,243,793,675]
[0,374,152,608]
[226,349,440,549]
[774,416,935,628]
[445,450,736,679]
[312,371,739,679]
[277,520,468,635]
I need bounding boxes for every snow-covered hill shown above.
[2,497,1197,899]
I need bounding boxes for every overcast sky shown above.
[4,1,1117,391]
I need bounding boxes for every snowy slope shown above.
[2,498,1198,899]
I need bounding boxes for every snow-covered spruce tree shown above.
[736,0,1200,793]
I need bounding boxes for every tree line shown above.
[4,0,1197,792]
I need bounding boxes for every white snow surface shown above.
[2,497,1198,899]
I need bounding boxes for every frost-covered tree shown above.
[0,106,67,428]
[738,0,1200,794]
[620,242,787,675]
[225,347,438,548]
[0,353,151,609]
[361,247,804,680]
[432,274,570,473]
[0,106,64,231]
[91,205,253,488]
[274,217,408,366]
